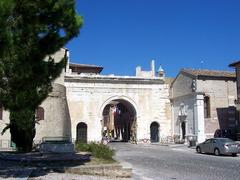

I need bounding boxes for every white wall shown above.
[65,76,172,143]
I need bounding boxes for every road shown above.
[109,143,240,180]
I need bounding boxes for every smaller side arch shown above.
[150,122,160,143]
[76,122,87,143]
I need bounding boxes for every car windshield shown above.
[218,138,234,143]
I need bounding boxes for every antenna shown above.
[200,60,204,69]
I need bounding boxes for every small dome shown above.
[158,65,164,72]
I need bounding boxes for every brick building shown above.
[171,69,237,143]
[229,61,240,140]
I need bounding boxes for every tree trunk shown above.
[9,109,36,152]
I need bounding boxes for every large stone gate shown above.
[65,61,172,143]
[0,49,172,148]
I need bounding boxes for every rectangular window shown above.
[204,96,210,118]
[0,105,2,120]
[36,107,44,121]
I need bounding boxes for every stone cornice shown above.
[64,75,165,85]
[170,92,205,101]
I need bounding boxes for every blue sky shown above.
[66,0,240,77]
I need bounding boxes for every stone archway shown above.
[150,122,159,142]
[76,122,87,143]
[102,99,137,143]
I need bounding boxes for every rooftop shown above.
[69,63,103,74]
[229,61,240,67]
[181,69,235,78]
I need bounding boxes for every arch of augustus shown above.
[1,49,236,149]
[65,68,172,143]
[0,49,172,148]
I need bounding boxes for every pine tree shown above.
[0,0,83,152]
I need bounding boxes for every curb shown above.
[65,163,132,178]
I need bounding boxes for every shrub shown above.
[75,142,115,161]
[75,142,91,152]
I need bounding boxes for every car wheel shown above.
[196,146,201,153]
[232,153,237,157]
[214,148,220,156]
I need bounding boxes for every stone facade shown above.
[1,49,238,149]
[0,51,172,148]
[229,61,240,140]
[171,69,237,143]
[0,48,72,149]
[0,109,11,149]
[65,60,172,143]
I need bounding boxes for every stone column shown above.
[194,94,205,143]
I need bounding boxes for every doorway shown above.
[181,121,186,140]
[76,122,87,143]
[150,122,159,142]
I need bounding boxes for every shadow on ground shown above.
[0,151,90,178]
[194,151,239,158]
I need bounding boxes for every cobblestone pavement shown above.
[109,143,240,180]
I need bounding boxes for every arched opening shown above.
[102,99,137,143]
[76,122,87,143]
[150,122,159,142]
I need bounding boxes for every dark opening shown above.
[181,122,186,139]
[204,96,210,118]
[150,122,159,142]
[102,100,136,142]
[76,122,87,143]
[0,104,3,120]
[36,106,44,121]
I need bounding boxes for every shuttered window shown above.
[0,104,2,120]
[204,96,210,118]
[36,107,44,121]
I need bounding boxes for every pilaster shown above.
[194,94,205,143]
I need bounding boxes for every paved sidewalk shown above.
[0,151,132,179]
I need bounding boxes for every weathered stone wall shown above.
[236,67,240,100]
[0,48,71,148]
[35,48,71,142]
[0,110,11,148]
[172,73,237,142]
[172,95,195,136]
[171,73,193,98]
[34,83,71,143]
[65,76,172,143]
[197,79,237,137]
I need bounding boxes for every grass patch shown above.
[75,142,115,162]
[86,157,117,165]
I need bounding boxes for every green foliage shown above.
[0,0,83,152]
[75,142,91,152]
[75,142,115,161]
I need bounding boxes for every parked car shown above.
[196,138,240,156]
